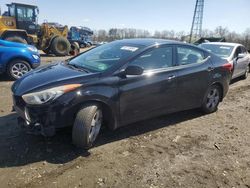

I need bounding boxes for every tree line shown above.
[92,26,250,50]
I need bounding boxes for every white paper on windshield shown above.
[121,46,138,52]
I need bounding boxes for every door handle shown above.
[167,75,176,80]
[207,67,214,72]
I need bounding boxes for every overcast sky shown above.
[0,0,249,33]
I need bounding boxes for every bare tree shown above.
[92,26,250,50]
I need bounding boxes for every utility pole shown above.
[189,0,204,43]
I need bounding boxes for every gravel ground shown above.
[0,51,250,188]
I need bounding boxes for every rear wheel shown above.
[5,36,27,44]
[50,37,71,56]
[7,59,31,80]
[72,104,103,149]
[201,85,221,114]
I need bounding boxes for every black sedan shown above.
[12,39,232,149]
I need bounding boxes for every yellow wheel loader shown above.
[0,3,79,56]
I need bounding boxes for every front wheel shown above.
[242,65,249,79]
[72,104,103,149]
[7,59,31,80]
[50,37,71,56]
[201,85,221,114]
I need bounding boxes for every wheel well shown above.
[74,100,115,130]
[212,83,224,102]
[6,57,31,71]
[2,31,28,40]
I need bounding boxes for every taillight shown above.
[222,62,233,72]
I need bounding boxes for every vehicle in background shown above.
[68,26,93,48]
[94,41,108,46]
[0,2,79,56]
[199,42,250,80]
[0,39,40,80]
[194,37,226,45]
[12,39,232,149]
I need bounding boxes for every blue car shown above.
[0,40,40,80]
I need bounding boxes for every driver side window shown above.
[129,46,173,70]
[234,47,242,58]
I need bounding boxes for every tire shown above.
[69,42,80,56]
[72,104,103,149]
[5,36,27,44]
[7,59,31,80]
[50,37,71,56]
[201,85,221,114]
[241,65,249,79]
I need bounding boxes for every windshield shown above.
[68,42,145,72]
[199,44,234,58]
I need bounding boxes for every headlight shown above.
[22,84,82,105]
[27,46,38,53]
[32,54,40,60]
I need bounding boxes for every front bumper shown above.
[13,94,77,137]
[31,62,40,69]
[13,99,56,136]
[0,64,4,74]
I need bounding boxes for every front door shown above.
[119,45,178,125]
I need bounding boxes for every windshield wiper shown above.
[67,63,90,73]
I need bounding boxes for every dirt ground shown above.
[0,51,250,188]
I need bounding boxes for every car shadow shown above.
[0,109,204,168]
[40,54,56,57]
[230,77,244,85]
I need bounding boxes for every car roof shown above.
[201,42,242,47]
[116,38,184,47]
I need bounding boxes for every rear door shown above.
[119,45,178,125]
[174,45,213,110]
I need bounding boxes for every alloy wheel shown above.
[206,88,220,110]
[11,62,29,79]
[88,109,102,143]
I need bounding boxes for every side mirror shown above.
[238,53,245,59]
[125,65,144,76]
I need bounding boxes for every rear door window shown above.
[177,46,205,66]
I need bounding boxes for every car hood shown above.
[12,62,100,96]
[0,39,29,48]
